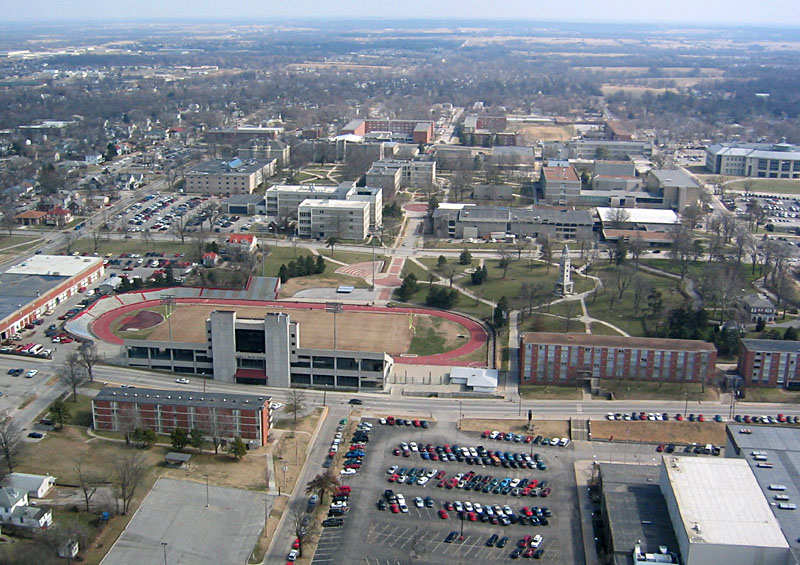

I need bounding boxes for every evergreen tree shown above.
[278,264,289,283]
[315,254,326,274]
[785,326,799,341]
[170,427,189,450]
[437,255,447,269]
[459,249,472,265]
[228,437,247,460]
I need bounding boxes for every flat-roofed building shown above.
[568,140,653,160]
[541,165,582,204]
[366,159,436,196]
[297,199,370,241]
[648,169,702,212]
[237,139,290,168]
[341,119,433,144]
[519,333,717,385]
[265,183,353,221]
[185,159,274,196]
[204,125,284,144]
[706,142,800,178]
[659,457,791,565]
[92,386,272,446]
[738,338,800,388]
[0,255,103,339]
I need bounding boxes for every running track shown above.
[91,298,488,366]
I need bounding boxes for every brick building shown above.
[520,333,717,385]
[340,119,433,144]
[92,387,272,446]
[737,339,800,389]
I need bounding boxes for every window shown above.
[235,329,266,353]
[313,356,335,369]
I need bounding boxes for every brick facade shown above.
[737,339,800,388]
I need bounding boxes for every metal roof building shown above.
[659,457,791,565]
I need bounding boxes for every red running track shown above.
[91,298,488,366]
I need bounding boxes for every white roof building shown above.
[597,207,680,226]
[3,472,55,499]
[6,255,103,277]
[449,367,498,393]
[659,457,790,565]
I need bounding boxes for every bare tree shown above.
[58,353,87,401]
[116,402,141,446]
[628,237,645,267]
[202,201,222,232]
[0,418,22,475]
[539,236,553,273]
[114,449,145,514]
[733,222,755,267]
[91,229,103,254]
[497,246,513,279]
[290,508,315,558]
[615,263,635,299]
[76,461,106,512]
[78,341,101,382]
[286,389,306,426]
[171,213,192,244]
[442,263,458,288]
[631,274,648,315]
[189,231,209,263]
[608,208,631,230]
[512,238,531,260]
[0,200,16,236]
[668,224,694,281]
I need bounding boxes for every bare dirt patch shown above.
[516,124,574,142]
[590,420,726,445]
[460,418,569,438]
[118,309,164,331]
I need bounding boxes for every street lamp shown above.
[684,391,689,417]
[282,465,288,495]
[204,474,209,508]
[161,542,168,565]
[458,401,463,430]
[160,294,175,343]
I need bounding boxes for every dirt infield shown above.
[118,310,164,331]
[90,298,489,366]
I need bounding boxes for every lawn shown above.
[65,238,196,257]
[279,273,371,297]
[590,420,726,445]
[0,234,42,250]
[401,259,431,282]
[260,246,314,277]
[318,249,389,267]
[520,385,583,400]
[740,387,800,404]
[589,322,624,336]
[468,259,593,305]
[597,379,718,401]
[727,178,800,195]
[585,264,687,337]
[518,312,582,333]
[641,258,761,288]
[459,418,570,437]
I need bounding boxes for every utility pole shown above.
[204,474,209,508]
[160,294,175,343]
[326,301,343,352]
[161,542,168,565]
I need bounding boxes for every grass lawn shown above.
[585,265,687,337]
[518,312,581,333]
[260,246,314,277]
[727,178,800,195]
[597,379,718,401]
[57,392,96,427]
[520,385,583,400]
[66,238,196,257]
[419,256,477,281]
[279,273,371,297]
[460,418,569,437]
[589,322,624,336]
[468,260,593,305]
[641,258,761,288]
[590,420,726,445]
[0,234,41,250]
[401,259,431,281]
[408,315,464,356]
[740,387,800,403]
[319,250,389,267]
[393,282,494,321]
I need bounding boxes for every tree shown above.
[131,428,156,448]
[615,264,635,299]
[305,470,341,502]
[170,427,189,450]
[78,341,100,382]
[189,231,209,263]
[646,289,664,319]
[539,237,553,273]
[493,296,509,328]
[228,437,247,460]
[286,389,305,425]
[426,286,459,309]
[325,237,340,256]
[497,247,513,279]
[58,353,87,402]
[631,275,648,316]
[50,398,71,430]
[290,508,315,558]
[442,264,458,288]
[471,266,486,285]
[315,254,326,274]
[427,195,439,213]
[190,428,205,452]
[513,238,530,260]
[436,255,447,269]
[171,213,192,244]
[396,273,419,301]
[459,248,472,265]
[0,419,22,475]
[668,224,694,281]
[608,207,631,230]
[76,461,105,512]
[278,264,289,283]
[114,449,145,514]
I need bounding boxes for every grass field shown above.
[279,273,370,297]
[590,420,726,445]
[0,234,41,250]
[740,388,800,403]
[641,258,761,289]
[589,322,624,336]
[319,250,389,266]
[66,238,196,257]
[520,385,583,400]
[401,259,432,281]
[260,246,314,277]
[597,379,718,401]
[408,314,466,356]
[518,312,582,333]
[585,264,687,337]
[727,178,800,195]
[466,259,593,305]
[460,418,570,438]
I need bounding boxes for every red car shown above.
[390,504,400,513]
[521,507,533,517]
[528,479,539,488]
[435,470,447,480]
[481,430,491,438]
[467,512,477,522]
[656,444,665,453]
[402,451,410,458]
[292,538,300,549]
[444,501,454,510]
[524,548,535,558]
[540,488,551,497]
[698,414,705,422]
[437,480,446,488]
[519,535,531,548]
[524,436,533,443]
[388,474,398,483]
[337,486,351,495]
[392,448,401,456]
[675,414,684,422]
[438,509,449,519]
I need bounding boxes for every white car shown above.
[400,442,409,451]
[25,369,38,378]
[409,442,418,452]
[330,501,347,509]
[426,468,438,478]
[379,418,387,425]
[606,412,616,421]
[464,501,474,512]
[530,535,543,548]
[560,437,571,447]
[387,465,399,475]
[340,468,356,475]
[175,378,189,384]
[396,494,405,505]
[416,476,429,486]
[454,501,464,512]
[287,549,299,561]
[414,496,424,508]
[399,503,409,513]
[269,402,284,410]
[510,478,520,488]
[489,431,500,439]
[474,503,483,513]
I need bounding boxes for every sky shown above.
[2,0,800,27]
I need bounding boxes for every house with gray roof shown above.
[0,486,53,530]
[741,294,776,324]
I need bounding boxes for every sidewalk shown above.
[573,459,601,565]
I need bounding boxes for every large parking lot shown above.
[313,418,582,564]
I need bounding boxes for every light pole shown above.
[161,542,168,565]
[458,401,463,430]
[325,302,343,350]
[518,395,522,417]
[204,474,209,508]
[160,294,175,343]
[282,465,288,495]
[684,392,689,417]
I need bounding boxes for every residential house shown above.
[202,252,219,267]
[0,487,52,530]
[741,294,777,324]
[14,210,47,226]
[45,208,73,227]
[3,473,55,499]
[226,233,258,254]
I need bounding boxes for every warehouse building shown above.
[0,255,104,339]
[92,387,272,447]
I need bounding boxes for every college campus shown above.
[2,12,800,565]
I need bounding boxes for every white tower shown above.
[555,245,574,296]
